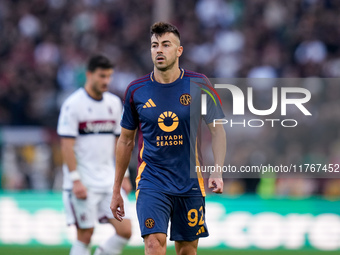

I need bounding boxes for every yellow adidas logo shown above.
[143,99,156,108]
[196,226,205,235]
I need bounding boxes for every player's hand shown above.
[72,180,87,199]
[110,191,125,222]
[208,176,223,194]
[122,177,132,194]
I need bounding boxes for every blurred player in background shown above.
[110,22,226,255]
[57,55,132,255]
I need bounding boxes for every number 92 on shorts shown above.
[136,189,209,241]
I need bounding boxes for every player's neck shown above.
[153,66,181,84]
[84,84,103,100]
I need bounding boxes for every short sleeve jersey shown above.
[121,69,224,197]
[57,88,122,192]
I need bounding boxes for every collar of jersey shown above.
[150,68,185,87]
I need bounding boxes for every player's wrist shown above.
[113,185,122,194]
[210,172,223,179]
[69,170,81,182]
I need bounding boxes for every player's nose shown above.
[103,77,111,84]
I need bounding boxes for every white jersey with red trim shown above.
[57,88,122,192]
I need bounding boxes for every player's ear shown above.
[177,46,183,57]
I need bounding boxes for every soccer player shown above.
[57,55,132,255]
[110,22,226,255]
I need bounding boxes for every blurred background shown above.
[1,0,340,254]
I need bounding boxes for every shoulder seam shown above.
[130,74,150,85]
[184,70,205,77]
[123,74,150,101]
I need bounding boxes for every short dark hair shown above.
[150,22,180,40]
[87,55,114,72]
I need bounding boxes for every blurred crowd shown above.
[1,0,340,198]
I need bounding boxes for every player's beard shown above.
[92,82,107,98]
[155,56,177,72]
